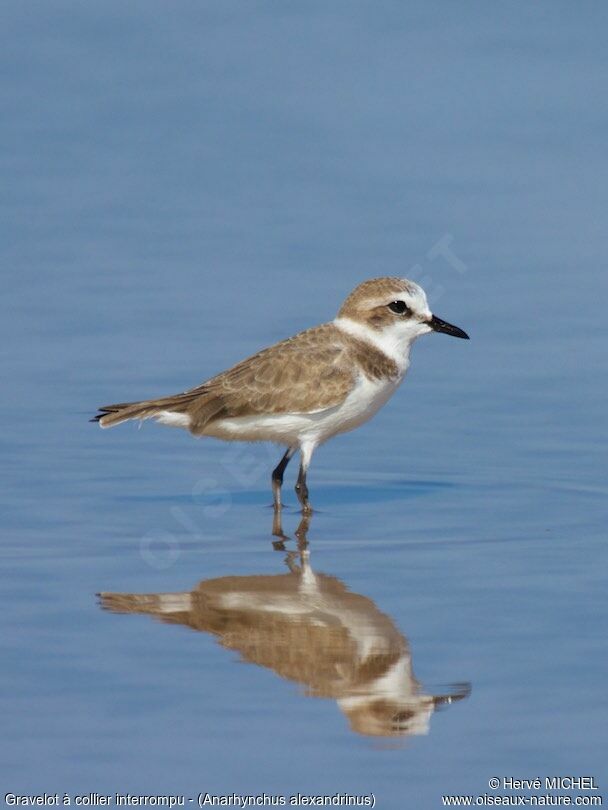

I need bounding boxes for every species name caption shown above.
[4,795,377,808]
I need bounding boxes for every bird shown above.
[92,277,469,512]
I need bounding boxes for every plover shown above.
[92,277,469,512]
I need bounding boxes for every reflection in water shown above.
[99,516,470,737]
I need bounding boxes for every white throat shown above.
[334,316,414,374]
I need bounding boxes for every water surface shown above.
[2,3,607,806]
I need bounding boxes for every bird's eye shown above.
[388,300,409,315]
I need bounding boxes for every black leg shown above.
[271,447,295,510]
[294,462,312,514]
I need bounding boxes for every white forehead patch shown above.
[399,279,431,318]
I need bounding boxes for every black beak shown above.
[432,683,472,707]
[429,314,469,340]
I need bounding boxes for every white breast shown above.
[305,372,401,444]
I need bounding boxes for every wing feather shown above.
[184,323,356,430]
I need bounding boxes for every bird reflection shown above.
[99,514,470,738]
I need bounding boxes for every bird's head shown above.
[337,277,469,350]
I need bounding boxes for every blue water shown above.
[2,3,607,807]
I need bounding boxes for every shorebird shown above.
[92,277,469,512]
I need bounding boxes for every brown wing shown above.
[93,323,358,432]
[184,323,356,428]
